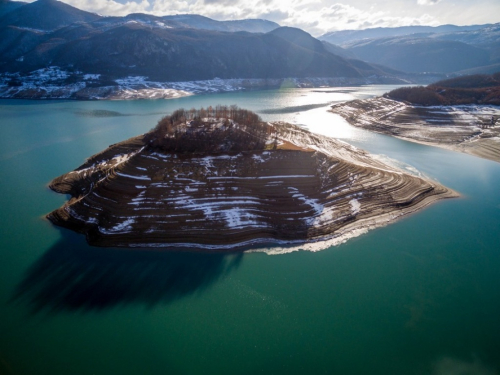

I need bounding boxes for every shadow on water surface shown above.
[70,109,168,118]
[12,230,242,314]
[259,102,331,114]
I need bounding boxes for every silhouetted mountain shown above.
[269,27,325,52]
[346,37,490,74]
[88,13,278,34]
[1,23,364,80]
[274,29,407,79]
[0,0,430,88]
[345,58,409,78]
[219,19,279,33]
[321,41,357,59]
[433,23,500,65]
[318,23,500,75]
[0,0,101,31]
[433,23,500,47]
[320,24,492,46]
[0,0,26,17]
[266,27,400,79]
[164,14,279,33]
[0,0,279,34]
[0,25,45,61]
[92,13,185,30]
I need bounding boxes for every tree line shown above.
[385,73,500,106]
[144,106,271,154]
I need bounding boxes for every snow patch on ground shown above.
[221,208,264,229]
[84,74,101,80]
[252,152,270,163]
[349,198,360,215]
[99,218,135,233]
[115,76,148,85]
[116,172,150,180]
[0,68,373,100]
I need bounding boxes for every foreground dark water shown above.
[0,87,499,375]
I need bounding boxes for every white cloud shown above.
[276,2,439,35]
[42,0,499,36]
[63,0,152,16]
[417,0,442,5]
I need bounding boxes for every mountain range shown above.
[0,0,417,85]
[0,0,279,33]
[320,24,500,74]
[0,0,498,95]
[320,25,493,46]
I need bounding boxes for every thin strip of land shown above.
[330,97,500,163]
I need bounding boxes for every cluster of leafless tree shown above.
[144,106,271,154]
[385,86,444,106]
[385,73,500,106]
[429,73,500,89]
[386,85,500,106]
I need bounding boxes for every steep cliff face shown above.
[47,112,457,251]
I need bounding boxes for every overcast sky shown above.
[46,0,500,36]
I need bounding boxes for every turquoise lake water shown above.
[0,86,499,375]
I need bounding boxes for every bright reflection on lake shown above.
[297,106,359,140]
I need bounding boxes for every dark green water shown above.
[1,87,499,375]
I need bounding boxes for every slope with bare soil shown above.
[47,108,457,251]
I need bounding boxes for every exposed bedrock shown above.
[47,118,457,251]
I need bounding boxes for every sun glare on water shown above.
[297,106,356,139]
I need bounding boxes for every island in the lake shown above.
[47,106,458,252]
[330,73,500,163]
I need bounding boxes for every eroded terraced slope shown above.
[47,110,457,251]
[330,97,500,163]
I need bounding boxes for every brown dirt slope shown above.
[47,116,457,251]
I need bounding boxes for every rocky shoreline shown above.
[330,97,500,163]
[46,111,457,252]
[0,67,410,100]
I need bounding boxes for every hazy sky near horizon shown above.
[31,0,500,36]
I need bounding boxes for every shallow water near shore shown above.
[1,86,500,375]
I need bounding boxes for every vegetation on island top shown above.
[144,105,272,154]
[385,73,500,106]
